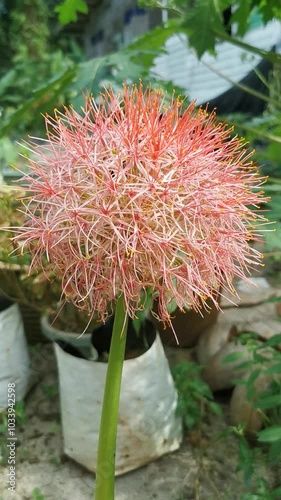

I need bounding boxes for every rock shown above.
[164,346,193,368]
[197,301,281,370]
[221,277,276,308]
[201,341,251,391]
[222,302,281,343]
[230,371,273,433]
[197,321,238,365]
[276,301,281,318]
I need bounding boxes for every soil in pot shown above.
[55,316,156,362]
[0,294,14,312]
[41,307,99,360]
[91,316,156,361]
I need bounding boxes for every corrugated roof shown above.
[153,20,281,104]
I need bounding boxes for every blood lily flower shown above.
[13,84,268,500]
[15,84,267,325]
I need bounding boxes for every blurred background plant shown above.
[0,0,82,166]
[227,331,281,498]
[172,360,222,430]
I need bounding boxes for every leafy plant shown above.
[0,401,26,431]
[32,488,45,500]
[55,0,88,26]
[232,425,281,497]
[140,0,281,58]
[172,360,222,429]
[40,384,59,400]
[0,401,26,466]
[13,401,26,429]
[240,479,281,500]
[227,332,281,497]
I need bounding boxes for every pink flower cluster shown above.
[16,84,268,324]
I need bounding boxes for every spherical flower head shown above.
[16,83,268,325]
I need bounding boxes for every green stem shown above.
[94,294,128,500]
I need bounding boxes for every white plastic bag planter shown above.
[55,332,182,475]
[41,315,97,360]
[0,303,30,410]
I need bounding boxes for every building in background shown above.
[84,0,161,57]
[84,1,281,115]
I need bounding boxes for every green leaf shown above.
[182,0,224,57]
[141,0,281,63]
[268,440,281,463]
[70,57,104,102]
[237,436,255,486]
[0,69,16,96]
[126,20,181,76]
[267,142,281,165]
[0,66,76,137]
[232,361,254,372]
[166,298,178,314]
[258,1,281,24]
[253,395,281,410]
[231,0,252,36]
[208,401,222,416]
[257,333,281,350]
[246,368,261,386]
[245,368,261,400]
[212,28,281,65]
[258,426,281,443]
[264,223,281,253]
[238,436,252,462]
[55,0,88,26]
[32,488,45,500]
[222,351,246,364]
[272,486,281,499]
[129,19,179,52]
[265,363,281,375]
[265,296,281,304]
[0,137,18,165]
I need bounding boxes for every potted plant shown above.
[0,293,30,410]
[13,84,268,500]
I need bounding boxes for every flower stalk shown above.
[95,293,128,500]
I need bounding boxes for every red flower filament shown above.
[15,84,268,325]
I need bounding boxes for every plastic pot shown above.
[41,315,98,360]
[152,296,220,348]
[54,328,182,475]
[0,303,30,409]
